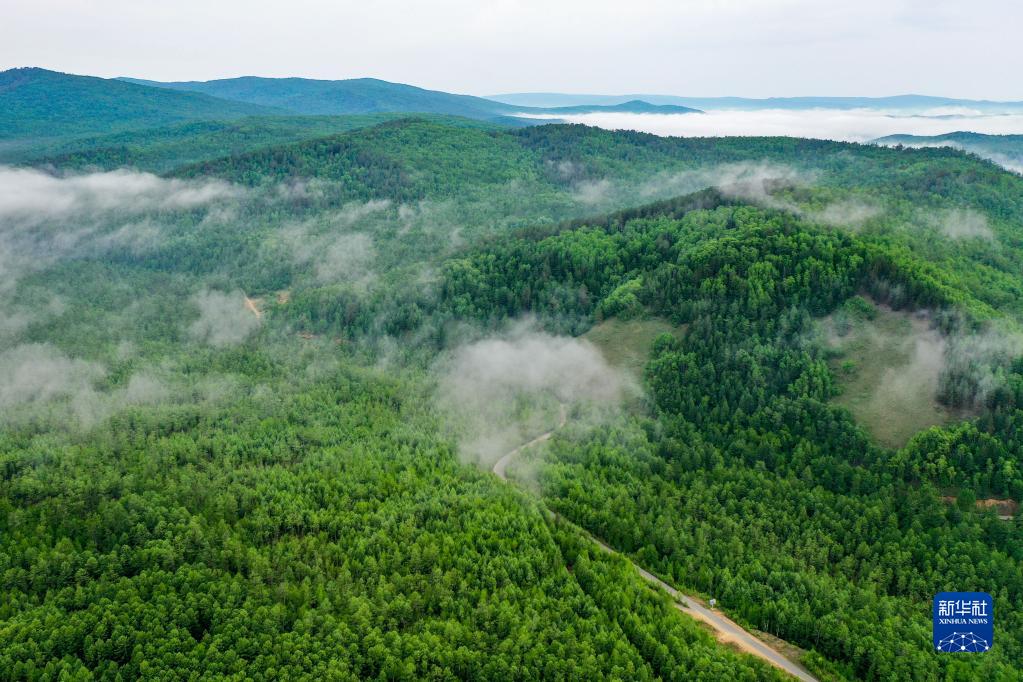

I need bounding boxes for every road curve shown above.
[493,407,818,682]
[492,404,567,480]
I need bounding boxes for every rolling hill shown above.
[118,75,702,120]
[0,68,707,147]
[875,131,1023,173]
[5,113,508,172]
[2,83,1023,681]
[119,75,524,121]
[0,67,280,139]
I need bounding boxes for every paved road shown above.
[493,408,818,682]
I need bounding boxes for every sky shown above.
[1,0,1021,99]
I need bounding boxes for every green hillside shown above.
[5,114,506,172]
[437,197,1023,680]
[170,121,1023,321]
[0,68,280,139]
[876,131,1023,174]
[2,110,1023,680]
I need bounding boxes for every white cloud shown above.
[0,166,239,225]
[982,153,1023,175]
[571,178,613,205]
[925,208,994,241]
[814,199,883,227]
[0,342,240,428]
[0,343,104,410]
[877,139,1023,175]
[518,109,1023,143]
[441,330,627,404]
[282,215,379,286]
[435,321,635,463]
[0,166,241,295]
[188,289,262,346]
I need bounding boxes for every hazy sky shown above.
[2,0,1021,99]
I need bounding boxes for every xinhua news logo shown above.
[933,592,993,653]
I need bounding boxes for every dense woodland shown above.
[439,203,1023,679]
[1,365,790,681]
[2,94,1023,680]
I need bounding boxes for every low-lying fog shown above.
[519,108,1023,143]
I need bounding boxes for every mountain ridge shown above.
[118,74,522,120]
[539,99,701,115]
[488,92,1023,112]
[117,75,702,118]
[0,67,281,139]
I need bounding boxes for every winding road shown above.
[493,407,818,682]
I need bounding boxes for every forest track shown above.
[492,406,818,682]
[244,295,262,319]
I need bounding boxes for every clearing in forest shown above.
[583,316,686,381]
[822,297,971,448]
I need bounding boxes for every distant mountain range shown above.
[118,75,523,121]
[489,92,1023,113]
[120,76,703,118]
[0,68,708,141]
[0,67,279,139]
[5,67,1021,149]
[535,99,700,115]
[875,131,1023,147]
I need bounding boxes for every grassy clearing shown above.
[583,316,686,381]
[822,298,971,448]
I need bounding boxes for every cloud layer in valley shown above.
[520,109,1023,145]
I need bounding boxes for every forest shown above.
[2,95,1023,680]
[439,202,1023,679]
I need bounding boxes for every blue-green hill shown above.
[119,75,522,121]
[0,67,280,139]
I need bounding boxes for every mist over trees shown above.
[2,97,1023,681]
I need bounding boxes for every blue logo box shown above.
[933,592,993,652]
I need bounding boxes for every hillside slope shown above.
[6,113,505,172]
[875,131,1023,173]
[438,196,1023,681]
[0,68,280,139]
[2,115,1023,680]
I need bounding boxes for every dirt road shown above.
[492,408,818,682]
[244,296,262,319]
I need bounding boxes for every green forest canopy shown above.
[2,114,1023,680]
